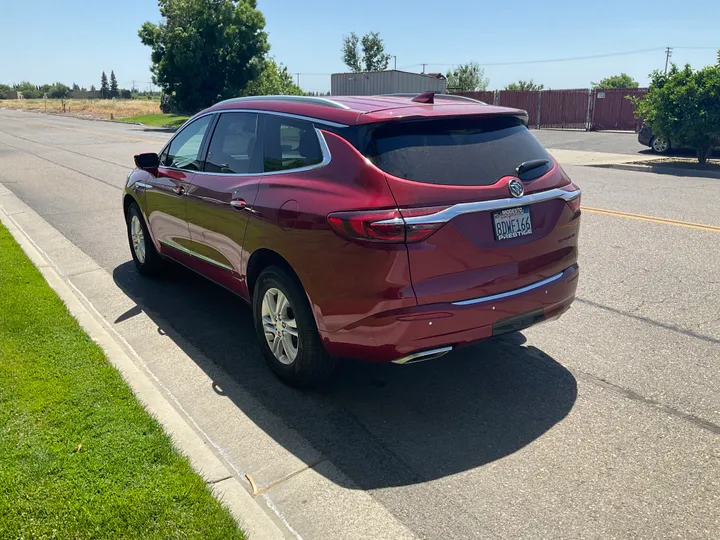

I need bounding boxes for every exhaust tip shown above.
[392,346,453,365]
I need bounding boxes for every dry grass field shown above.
[0,99,161,119]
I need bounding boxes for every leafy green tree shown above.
[72,83,80,91]
[139,0,269,113]
[243,59,303,96]
[109,71,119,98]
[446,62,489,92]
[633,64,720,164]
[342,33,361,72]
[505,80,544,91]
[100,72,109,99]
[90,85,97,92]
[592,73,639,89]
[13,82,41,99]
[0,83,13,99]
[48,83,71,99]
[342,31,391,72]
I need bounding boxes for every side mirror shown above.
[134,152,160,170]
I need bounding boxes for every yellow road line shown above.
[583,206,720,233]
[31,121,163,145]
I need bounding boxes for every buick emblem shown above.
[508,179,524,198]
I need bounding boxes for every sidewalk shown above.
[0,185,418,540]
[546,148,663,166]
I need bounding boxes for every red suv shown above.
[124,94,581,384]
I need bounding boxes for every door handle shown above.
[230,199,246,209]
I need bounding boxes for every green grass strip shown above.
[0,223,244,539]
[116,113,190,128]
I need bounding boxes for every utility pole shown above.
[421,63,427,74]
[295,73,300,87]
[664,47,673,74]
[393,56,397,70]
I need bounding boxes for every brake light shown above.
[567,192,582,213]
[328,206,447,243]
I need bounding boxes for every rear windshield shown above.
[364,116,551,186]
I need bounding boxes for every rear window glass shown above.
[365,116,551,186]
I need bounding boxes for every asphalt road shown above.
[1,109,719,539]
[532,129,648,155]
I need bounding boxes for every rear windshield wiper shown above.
[516,159,551,180]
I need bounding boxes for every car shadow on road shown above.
[112,260,577,489]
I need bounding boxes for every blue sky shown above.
[1,0,717,92]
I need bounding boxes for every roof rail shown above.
[382,93,487,104]
[220,95,351,110]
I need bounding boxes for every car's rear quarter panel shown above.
[243,131,417,336]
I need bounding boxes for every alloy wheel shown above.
[261,287,299,365]
[130,215,146,263]
[652,137,669,153]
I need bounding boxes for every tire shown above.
[650,136,670,154]
[126,202,164,276]
[252,266,335,385]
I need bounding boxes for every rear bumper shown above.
[638,128,653,147]
[321,264,579,363]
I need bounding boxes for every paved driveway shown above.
[1,109,718,540]
[532,129,647,155]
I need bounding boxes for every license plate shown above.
[493,206,532,240]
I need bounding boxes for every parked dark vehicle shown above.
[638,124,720,154]
[123,94,581,385]
[638,124,671,154]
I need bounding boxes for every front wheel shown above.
[651,136,670,154]
[252,266,335,385]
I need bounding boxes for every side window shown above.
[263,116,324,173]
[163,115,213,171]
[205,113,260,174]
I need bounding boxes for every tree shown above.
[505,79,544,91]
[633,64,720,164]
[243,59,303,96]
[0,83,12,99]
[90,85,97,92]
[72,83,80,91]
[446,62,489,92]
[100,72,109,99]
[342,33,361,72]
[139,0,269,113]
[13,82,41,99]
[109,70,119,98]
[341,31,391,72]
[592,73,639,89]
[48,83,71,99]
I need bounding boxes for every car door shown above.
[146,114,214,253]
[183,111,263,296]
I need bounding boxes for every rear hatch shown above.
[363,114,581,305]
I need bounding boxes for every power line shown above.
[411,47,665,69]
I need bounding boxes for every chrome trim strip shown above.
[452,272,565,306]
[159,239,234,271]
[134,182,153,189]
[392,346,453,365]
[162,127,333,178]
[182,109,348,129]
[376,188,581,226]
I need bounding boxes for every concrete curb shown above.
[0,190,287,540]
[588,162,720,179]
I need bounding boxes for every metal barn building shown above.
[331,70,447,96]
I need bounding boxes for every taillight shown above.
[328,206,447,243]
[567,192,582,213]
